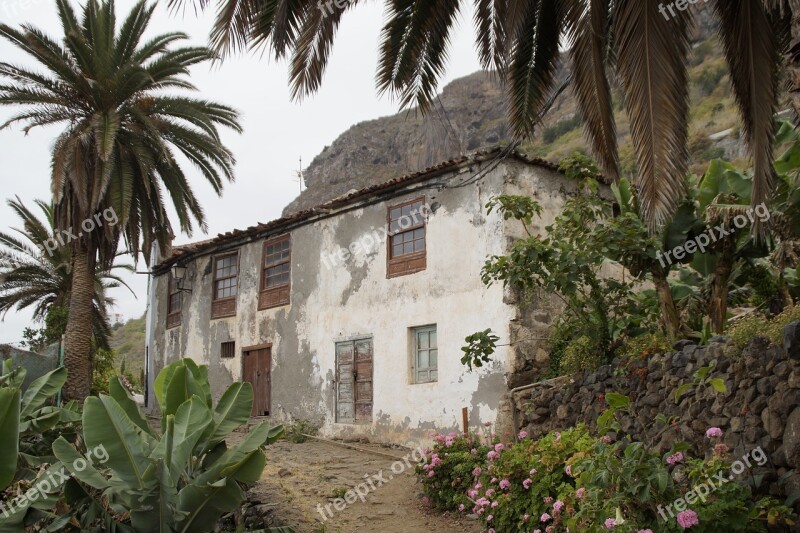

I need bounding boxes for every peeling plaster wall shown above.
[147,160,574,447]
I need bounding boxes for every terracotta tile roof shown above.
[153,147,562,272]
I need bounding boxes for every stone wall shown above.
[514,322,800,500]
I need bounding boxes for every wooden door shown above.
[243,347,271,416]
[336,338,373,423]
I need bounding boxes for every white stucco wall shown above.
[147,157,572,447]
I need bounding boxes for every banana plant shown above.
[0,361,81,532]
[52,358,285,533]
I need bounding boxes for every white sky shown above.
[0,0,483,344]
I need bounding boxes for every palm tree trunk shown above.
[779,271,795,310]
[709,249,734,335]
[653,274,680,338]
[62,240,94,401]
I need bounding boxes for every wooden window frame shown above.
[411,325,438,384]
[166,274,182,329]
[259,234,291,310]
[386,197,427,278]
[211,252,239,319]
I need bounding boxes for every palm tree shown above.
[0,0,241,400]
[177,0,793,229]
[0,196,131,351]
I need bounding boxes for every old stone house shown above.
[144,148,585,447]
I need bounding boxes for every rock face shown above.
[515,322,800,507]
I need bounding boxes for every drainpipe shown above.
[509,382,539,442]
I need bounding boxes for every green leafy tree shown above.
[0,0,242,400]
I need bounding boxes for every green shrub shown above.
[417,429,493,511]
[728,304,800,353]
[559,336,602,375]
[416,423,797,531]
[470,426,595,532]
[619,331,671,361]
[284,418,320,443]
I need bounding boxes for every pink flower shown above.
[473,467,482,477]
[600,435,612,443]
[519,430,529,439]
[637,530,654,533]
[476,498,490,507]
[540,513,552,523]
[487,514,493,522]
[487,451,499,461]
[534,530,541,533]
[544,496,553,504]
[475,483,482,490]
[575,487,585,499]
[530,468,538,476]
[470,448,477,455]
[553,501,565,512]
[485,488,495,498]
[676,510,699,529]
[499,479,511,490]
[491,477,497,484]
[523,478,533,489]
[495,443,505,452]
[488,529,495,533]
[706,427,724,438]
[427,470,435,477]
[468,489,478,498]
[565,465,572,476]
[491,501,499,508]
[604,517,616,529]
[666,452,684,466]
[523,514,530,522]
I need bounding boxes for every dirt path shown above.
[248,439,482,533]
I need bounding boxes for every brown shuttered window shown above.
[166,274,182,329]
[211,252,238,319]
[387,197,427,278]
[259,234,291,310]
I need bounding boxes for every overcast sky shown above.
[0,0,482,344]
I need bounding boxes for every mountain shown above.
[283,11,756,216]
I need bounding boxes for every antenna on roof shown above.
[293,157,305,193]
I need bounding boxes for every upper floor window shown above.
[387,198,427,278]
[166,274,182,329]
[259,235,291,310]
[212,252,238,319]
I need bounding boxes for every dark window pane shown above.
[392,244,403,257]
[403,242,414,255]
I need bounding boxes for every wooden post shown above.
[462,407,469,436]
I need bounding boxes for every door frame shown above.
[242,343,272,417]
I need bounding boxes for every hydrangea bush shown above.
[417,425,796,532]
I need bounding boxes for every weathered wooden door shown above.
[336,338,373,423]
[243,347,271,417]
